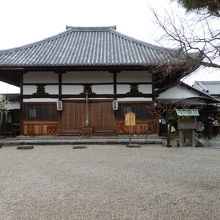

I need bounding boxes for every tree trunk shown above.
[166,122,172,147]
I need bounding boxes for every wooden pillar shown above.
[113,72,117,99]
[20,72,24,135]
[152,73,155,101]
[192,130,196,147]
[179,130,184,147]
[110,70,119,135]
[151,73,159,135]
[57,72,63,134]
[58,72,62,100]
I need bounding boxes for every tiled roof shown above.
[181,81,215,99]
[0,26,199,67]
[157,96,220,106]
[193,81,220,95]
[0,93,20,101]
[176,109,199,116]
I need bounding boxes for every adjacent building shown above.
[193,81,220,99]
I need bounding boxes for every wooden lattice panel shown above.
[43,125,58,135]
[116,120,154,135]
[23,121,58,135]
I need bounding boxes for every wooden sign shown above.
[125,112,136,126]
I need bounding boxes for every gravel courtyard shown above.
[0,145,220,220]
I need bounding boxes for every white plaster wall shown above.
[62,85,84,94]
[158,85,203,99]
[23,71,58,83]
[139,85,152,94]
[117,71,151,82]
[23,98,58,102]
[23,85,37,95]
[62,71,151,83]
[45,85,58,94]
[22,70,152,96]
[62,71,113,83]
[117,85,130,94]
[23,85,58,95]
[61,84,151,95]
[23,71,151,84]
[93,85,113,94]
[23,84,152,95]
[117,84,152,94]
[9,101,20,109]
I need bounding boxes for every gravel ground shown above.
[0,145,220,220]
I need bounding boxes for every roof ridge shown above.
[0,26,201,69]
[0,26,178,56]
[0,26,118,56]
[66,25,117,31]
[0,28,75,55]
[181,81,213,98]
[108,28,177,52]
[196,81,220,83]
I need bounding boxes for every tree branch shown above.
[152,7,220,69]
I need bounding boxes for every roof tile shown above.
[0,26,197,67]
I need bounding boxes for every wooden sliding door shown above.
[90,102,115,130]
[60,102,86,131]
[59,101,115,135]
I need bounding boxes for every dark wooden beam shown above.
[53,70,67,74]
[0,67,25,71]
[20,73,23,135]
[23,82,152,86]
[21,65,148,72]
[62,82,152,85]
[22,93,153,99]
[20,73,23,98]
[58,73,62,100]
[113,72,117,99]
[152,74,155,100]
[22,95,59,99]
[23,83,58,85]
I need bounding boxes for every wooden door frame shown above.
[58,99,116,134]
[61,99,114,103]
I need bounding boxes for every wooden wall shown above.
[116,119,155,135]
[23,121,58,135]
[21,101,158,136]
[22,102,58,135]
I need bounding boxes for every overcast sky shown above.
[0,0,219,93]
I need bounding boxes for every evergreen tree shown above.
[173,0,220,15]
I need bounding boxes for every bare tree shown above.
[152,6,220,69]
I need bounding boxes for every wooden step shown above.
[93,129,116,136]
[59,129,81,136]
[59,128,116,136]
